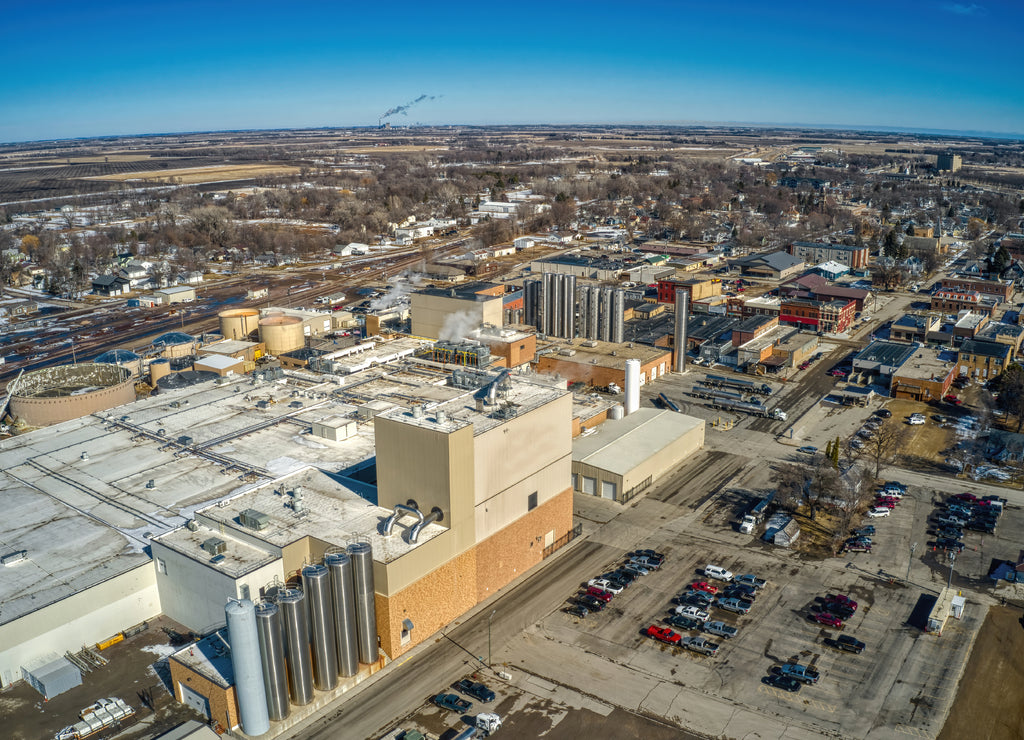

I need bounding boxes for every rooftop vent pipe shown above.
[382,500,423,537]
[410,507,444,544]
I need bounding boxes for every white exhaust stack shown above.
[624,359,641,415]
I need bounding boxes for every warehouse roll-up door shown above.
[601,481,617,500]
[581,476,596,495]
[180,684,210,719]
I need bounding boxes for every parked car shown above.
[866,507,891,518]
[433,693,472,712]
[934,526,964,539]
[676,590,714,607]
[808,612,844,628]
[680,636,719,656]
[874,498,897,509]
[576,595,606,611]
[952,493,980,502]
[703,620,738,639]
[966,519,996,533]
[778,663,820,684]
[820,602,855,620]
[827,634,866,654]
[674,605,710,622]
[875,408,893,418]
[621,563,651,577]
[666,614,702,631]
[825,594,858,611]
[734,574,768,590]
[645,625,682,645]
[844,541,871,553]
[584,586,613,603]
[762,674,802,692]
[936,538,965,553]
[944,395,963,405]
[704,564,734,582]
[935,513,968,527]
[852,526,875,537]
[454,680,495,703]
[723,583,758,600]
[631,549,666,564]
[880,481,906,494]
[588,578,624,594]
[797,446,818,454]
[908,414,926,425]
[565,604,588,619]
[628,556,660,571]
[689,581,719,595]
[716,597,751,614]
[606,569,637,585]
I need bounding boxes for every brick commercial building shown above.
[533,339,671,389]
[656,277,722,304]
[779,298,855,334]
[931,289,998,317]
[939,277,1012,303]
[787,241,870,269]
[957,339,1011,380]
[891,349,957,401]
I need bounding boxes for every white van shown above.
[704,564,734,582]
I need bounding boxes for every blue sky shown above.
[2,1,1022,143]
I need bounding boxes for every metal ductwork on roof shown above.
[382,500,422,537]
[409,507,444,544]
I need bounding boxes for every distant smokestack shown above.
[674,289,688,373]
[624,359,641,415]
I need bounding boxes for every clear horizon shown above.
[3,0,1022,144]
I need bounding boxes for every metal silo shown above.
[347,542,378,664]
[276,588,314,705]
[302,564,338,691]
[254,602,290,722]
[225,599,270,736]
[325,552,360,677]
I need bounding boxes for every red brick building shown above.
[780,298,855,334]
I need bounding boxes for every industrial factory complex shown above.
[0,276,708,737]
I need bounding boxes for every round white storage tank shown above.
[608,404,624,420]
[259,316,304,355]
[624,359,641,416]
[219,309,261,340]
[225,599,270,736]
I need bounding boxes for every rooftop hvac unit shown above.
[201,538,227,556]
[186,519,199,531]
[2,550,28,566]
[240,509,271,531]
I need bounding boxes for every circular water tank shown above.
[94,349,142,377]
[608,404,625,420]
[219,309,261,340]
[152,331,194,347]
[259,315,304,355]
[149,358,171,384]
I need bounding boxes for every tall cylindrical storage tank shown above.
[254,602,290,722]
[259,316,305,356]
[219,309,261,340]
[624,359,641,416]
[347,542,378,664]
[149,358,171,385]
[325,552,360,677]
[225,599,270,736]
[276,589,314,705]
[302,564,338,691]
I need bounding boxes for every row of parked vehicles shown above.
[930,491,1005,552]
[763,594,868,693]
[568,549,665,618]
[645,565,768,658]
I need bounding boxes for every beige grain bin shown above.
[149,358,172,384]
[259,315,304,355]
[219,309,261,340]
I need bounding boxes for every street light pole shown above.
[487,609,496,667]
[907,542,917,582]
[948,551,956,590]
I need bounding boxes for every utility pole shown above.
[487,609,496,667]
[906,542,917,582]
[948,551,956,590]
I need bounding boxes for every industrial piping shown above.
[382,500,423,536]
[409,507,444,543]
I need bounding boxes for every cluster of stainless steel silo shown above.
[229,543,379,731]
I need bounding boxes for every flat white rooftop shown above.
[572,408,704,477]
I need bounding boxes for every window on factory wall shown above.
[156,558,167,574]
[528,492,538,511]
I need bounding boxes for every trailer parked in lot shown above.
[704,373,773,396]
[708,396,787,420]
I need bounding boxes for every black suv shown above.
[828,634,866,654]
